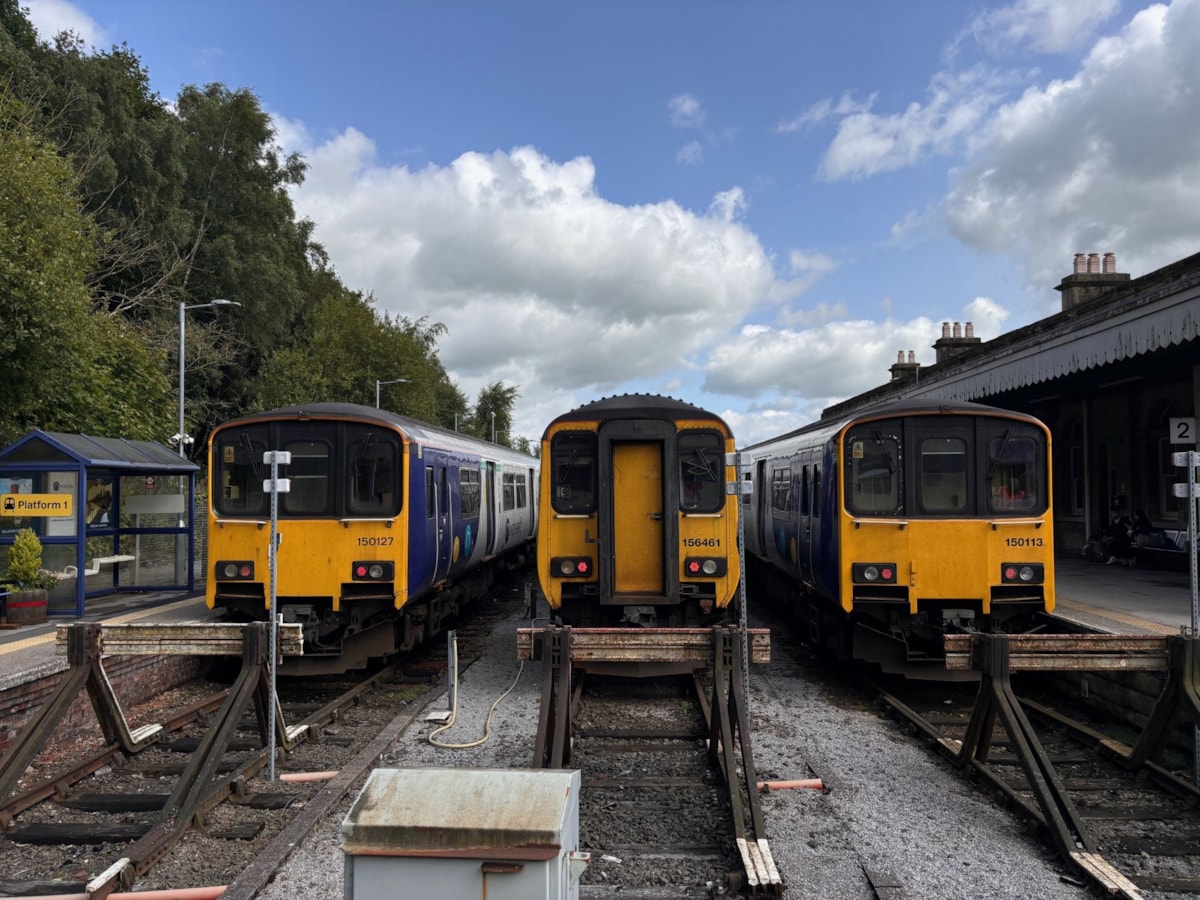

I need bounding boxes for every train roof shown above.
[211,402,538,465]
[740,398,1046,452]
[542,393,732,438]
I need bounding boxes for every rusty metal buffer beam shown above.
[55,622,305,657]
[945,633,1172,672]
[517,627,771,665]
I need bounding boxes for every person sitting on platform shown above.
[1102,505,1136,566]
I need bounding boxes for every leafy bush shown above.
[6,528,59,590]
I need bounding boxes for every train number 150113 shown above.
[1003,536,1044,547]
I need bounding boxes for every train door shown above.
[611,442,665,596]
[434,465,451,582]
[755,459,769,558]
[798,459,812,576]
[485,462,497,555]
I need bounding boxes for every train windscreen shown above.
[212,421,402,518]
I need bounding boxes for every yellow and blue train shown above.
[206,403,538,675]
[537,394,742,628]
[741,399,1053,677]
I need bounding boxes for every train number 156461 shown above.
[1003,537,1044,547]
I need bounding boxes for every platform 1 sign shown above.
[1,493,74,517]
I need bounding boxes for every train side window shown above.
[679,431,724,512]
[459,468,481,517]
[347,427,400,516]
[281,439,330,515]
[214,430,269,516]
[551,432,597,514]
[846,434,899,515]
[800,464,810,516]
[502,472,517,511]
[987,430,1040,513]
[425,467,435,518]
[771,466,792,516]
[920,437,967,513]
[811,466,821,518]
[516,474,528,509]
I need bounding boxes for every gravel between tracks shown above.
[255,598,1092,899]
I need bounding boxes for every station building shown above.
[821,251,1199,557]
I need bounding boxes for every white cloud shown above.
[677,141,704,165]
[669,93,706,129]
[966,0,1123,55]
[819,68,1008,181]
[945,0,1200,293]
[286,135,807,440]
[776,93,874,134]
[23,0,109,47]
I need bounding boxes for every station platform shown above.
[0,587,219,692]
[1051,554,1196,636]
[0,558,1195,692]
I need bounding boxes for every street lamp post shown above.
[178,299,241,457]
[175,298,240,587]
[375,378,410,409]
[490,411,496,444]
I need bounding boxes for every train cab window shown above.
[679,431,724,513]
[459,468,481,517]
[281,439,330,515]
[988,430,1040,513]
[214,430,269,516]
[551,432,597,514]
[347,428,400,516]
[846,433,900,515]
[920,438,968,513]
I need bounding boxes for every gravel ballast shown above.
[253,598,1091,899]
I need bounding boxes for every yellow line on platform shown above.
[0,595,205,657]
[1054,596,1178,636]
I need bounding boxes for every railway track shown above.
[0,584,528,895]
[873,633,1200,899]
[521,624,783,898]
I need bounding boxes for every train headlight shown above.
[1001,563,1043,584]
[216,561,254,580]
[684,557,727,577]
[852,563,897,584]
[352,561,395,581]
[552,557,593,578]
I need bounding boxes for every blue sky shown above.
[24,0,1200,445]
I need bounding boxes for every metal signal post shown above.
[263,450,291,780]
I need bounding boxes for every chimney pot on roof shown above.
[953,321,962,338]
[907,350,915,363]
[1087,252,1100,273]
[897,351,905,363]
[1074,253,1087,273]
[965,322,974,338]
[1102,252,1116,274]
[942,321,951,338]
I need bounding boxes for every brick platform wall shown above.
[0,654,212,755]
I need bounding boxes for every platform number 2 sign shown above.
[1170,417,1196,445]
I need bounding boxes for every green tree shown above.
[470,382,519,447]
[0,93,168,445]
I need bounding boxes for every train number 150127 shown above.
[1003,537,1044,547]
[357,536,394,547]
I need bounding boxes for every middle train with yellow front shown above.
[536,394,743,629]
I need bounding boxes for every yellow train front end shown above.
[537,394,742,628]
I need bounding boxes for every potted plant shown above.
[3,527,58,625]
